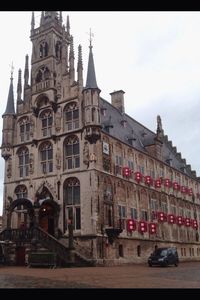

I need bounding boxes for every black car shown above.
[148,247,179,267]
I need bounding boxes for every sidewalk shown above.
[0,262,200,288]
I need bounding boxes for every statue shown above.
[7,158,12,178]
[56,148,61,169]
[55,108,61,131]
[83,142,89,168]
[29,153,34,174]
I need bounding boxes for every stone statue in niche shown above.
[7,158,12,178]
[55,108,61,131]
[30,115,35,137]
[56,148,61,169]
[29,153,34,174]
[89,153,97,163]
[83,141,89,168]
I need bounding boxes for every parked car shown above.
[148,247,179,267]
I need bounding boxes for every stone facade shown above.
[1,11,200,265]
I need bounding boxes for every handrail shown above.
[0,227,96,265]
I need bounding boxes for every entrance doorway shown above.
[39,203,55,236]
[16,246,25,266]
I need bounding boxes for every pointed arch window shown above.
[39,142,53,174]
[15,185,28,199]
[64,178,81,230]
[64,102,79,131]
[36,66,50,83]
[19,117,30,142]
[40,110,53,137]
[39,42,48,58]
[64,135,80,170]
[18,147,29,177]
[55,41,62,59]
[15,185,28,210]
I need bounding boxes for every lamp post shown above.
[68,219,74,249]
[68,219,75,264]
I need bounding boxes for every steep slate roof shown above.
[3,77,15,116]
[85,46,98,89]
[100,97,196,179]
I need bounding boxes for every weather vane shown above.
[9,62,14,79]
[87,28,94,47]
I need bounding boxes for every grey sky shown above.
[1,11,200,214]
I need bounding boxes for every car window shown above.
[154,249,167,256]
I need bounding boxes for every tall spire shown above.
[85,29,98,89]
[77,44,83,87]
[66,15,70,35]
[69,36,75,83]
[24,54,29,86]
[31,11,35,31]
[3,64,15,116]
[17,69,22,102]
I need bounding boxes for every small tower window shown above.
[55,41,62,59]
[39,41,48,58]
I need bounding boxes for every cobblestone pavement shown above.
[0,262,200,288]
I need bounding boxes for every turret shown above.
[1,68,16,160]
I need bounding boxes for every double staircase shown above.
[0,227,96,267]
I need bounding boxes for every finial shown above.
[10,62,14,80]
[87,28,94,48]
[66,15,70,34]
[31,11,35,30]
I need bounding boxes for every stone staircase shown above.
[0,227,96,267]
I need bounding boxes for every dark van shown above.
[148,247,179,267]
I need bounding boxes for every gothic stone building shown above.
[1,11,200,266]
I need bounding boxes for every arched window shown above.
[64,178,81,230]
[64,136,80,170]
[40,110,53,137]
[15,185,28,210]
[35,66,50,83]
[64,102,79,131]
[19,117,30,142]
[55,41,62,59]
[39,142,53,174]
[39,42,48,58]
[18,147,29,177]
[15,185,28,199]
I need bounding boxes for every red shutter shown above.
[168,214,176,224]
[127,219,136,232]
[138,221,147,233]
[149,223,157,234]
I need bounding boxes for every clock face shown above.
[103,141,109,155]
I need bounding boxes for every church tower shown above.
[1,11,86,235]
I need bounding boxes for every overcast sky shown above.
[1,11,200,214]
